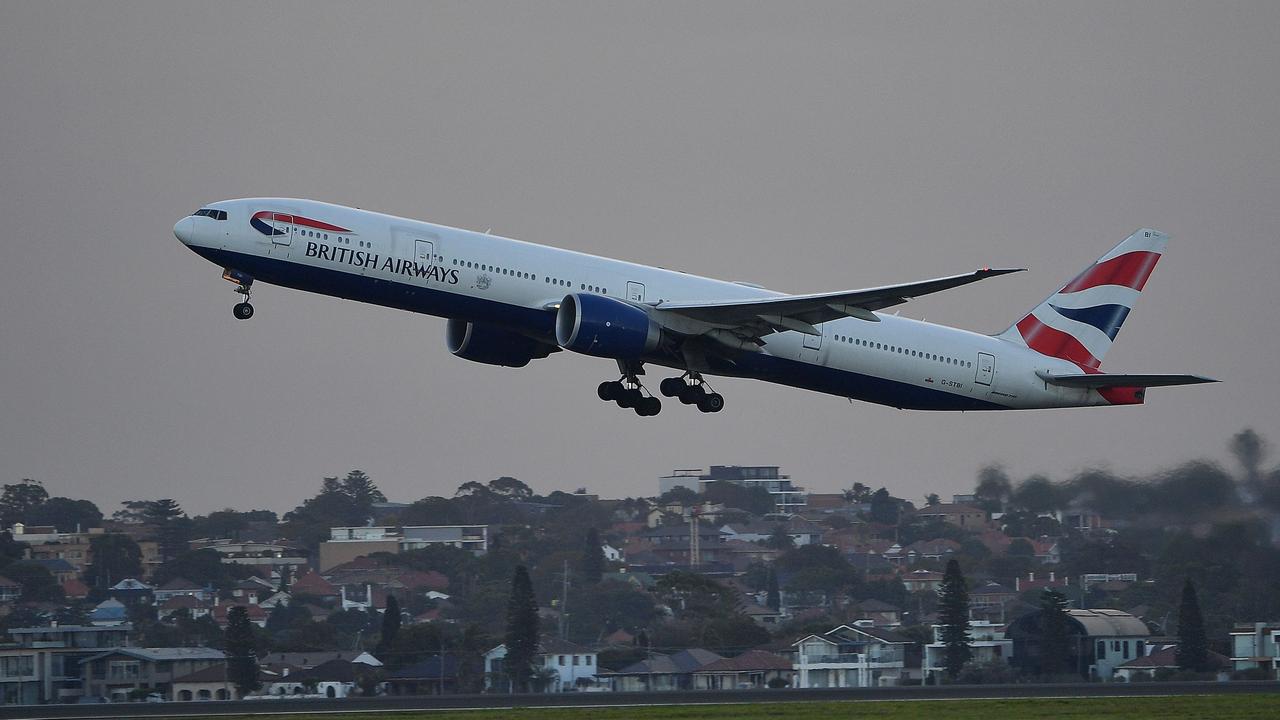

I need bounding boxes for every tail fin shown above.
[997,229,1167,369]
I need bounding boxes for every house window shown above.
[1122,641,1130,659]
[109,660,141,680]
[573,655,580,666]
[1096,641,1107,659]
[558,655,566,666]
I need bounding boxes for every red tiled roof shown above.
[61,578,90,598]
[291,570,338,596]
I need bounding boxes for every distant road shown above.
[2,681,1277,720]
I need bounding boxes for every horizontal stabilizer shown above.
[1037,372,1218,389]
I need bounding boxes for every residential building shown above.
[597,648,723,692]
[702,466,807,514]
[1230,622,1280,679]
[0,575,20,602]
[1,624,133,704]
[923,621,1012,682]
[912,504,987,530]
[386,656,459,695]
[484,637,598,692]
[170,663,235,701]
[153,577,213,604]
[1114,644,1230,681]
[692,650,794,689]
[792,623,912,688]
[720,517,824,546]
[318,525,488,571]
[901,570,944,593]
[1014,571,1071,593]
[188,539,307,579]
[850,599,902,628]
[80,647,225,701]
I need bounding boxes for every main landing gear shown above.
[223,268,255,320]
[598,376,662,417]
[659,372,725,413]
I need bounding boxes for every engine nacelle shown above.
[555,293,659,359]
[446,319,555,368]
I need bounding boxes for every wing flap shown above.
[1038,372,1218,389]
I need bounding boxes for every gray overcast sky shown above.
[2,2,1277,516]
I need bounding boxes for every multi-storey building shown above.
[319,525,488,571]
[0,624,132,704]
[792,622,912,688]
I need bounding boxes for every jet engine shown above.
[446,319,556,368]
[555,293,659,359]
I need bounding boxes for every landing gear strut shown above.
[659,372,724,413]
[223,268,255,320]
[597,366,662,417]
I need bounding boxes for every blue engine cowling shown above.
[555,293,660,358]
[446,319,556,368]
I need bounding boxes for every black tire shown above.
[598,381,618,401]
[659,378,684,397]
[233,302,254,320]
[641,397,662,416]
[617,388,640,409]
[678,385,705,405]
[697,392,725,413]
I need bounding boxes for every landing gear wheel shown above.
[598,381,622,401]
[635,397,662,416]
[616,388,643,409]
[233,302,255,320]
[659,377,685,397]
[697,392,725,413]
[678,384,706,405]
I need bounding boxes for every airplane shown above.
[174,199,1215,416]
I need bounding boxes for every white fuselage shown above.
[175,198,1111,411]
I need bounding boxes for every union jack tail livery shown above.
[998,229,1166,370]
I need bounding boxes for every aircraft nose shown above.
[174,216,194,245]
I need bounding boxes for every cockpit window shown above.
[191,208,228,221]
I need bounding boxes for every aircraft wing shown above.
[1038,372,1219,388]
[656,267,1023,337]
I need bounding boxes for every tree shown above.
[974,466,1012,514]
[1039,589,1072,676]
[580,528,605,584]
[378,595,402,657]
[24,497,103,532]
[937,559,971,680]
[225,606,260,698]
[766,568,781,611]
[504,565,539,693]
[869,488,900,525]
[0,479,49,526]
[1175,579,1209,672]
[925,493,941,507]
[142,499,192,562]
[1229,429,1266,485]
[1011,475,1059,513]
[764,524,795,550]
[488,476,533,501]
[3,563,63,601]
[844,483,873,503]
[657,486,700,505]
[341,470,387,515]
[84,533,142,591]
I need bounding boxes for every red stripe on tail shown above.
[1016,316,1102,370]
[1059,251,1161,293]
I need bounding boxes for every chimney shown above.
[1029,571,1035,583]
[1049,571,1056,582]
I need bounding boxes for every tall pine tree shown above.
[377,595,402,660]
[1176,578,1209,672]
[1038,589,1072,676]
[765,567,781,612]
[937,558,971,680]
[224,606,260,698]
[504,565,539,693]
[580,528,605,584]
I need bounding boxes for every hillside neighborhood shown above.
[1,432,1279,704]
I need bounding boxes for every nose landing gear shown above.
[659,372,724,413]
[223,268,255,320]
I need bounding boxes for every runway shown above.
[1,681,1276,720]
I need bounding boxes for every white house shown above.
[484,637,598,692]
[793,622,912,688]
[922,620,1013,682]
